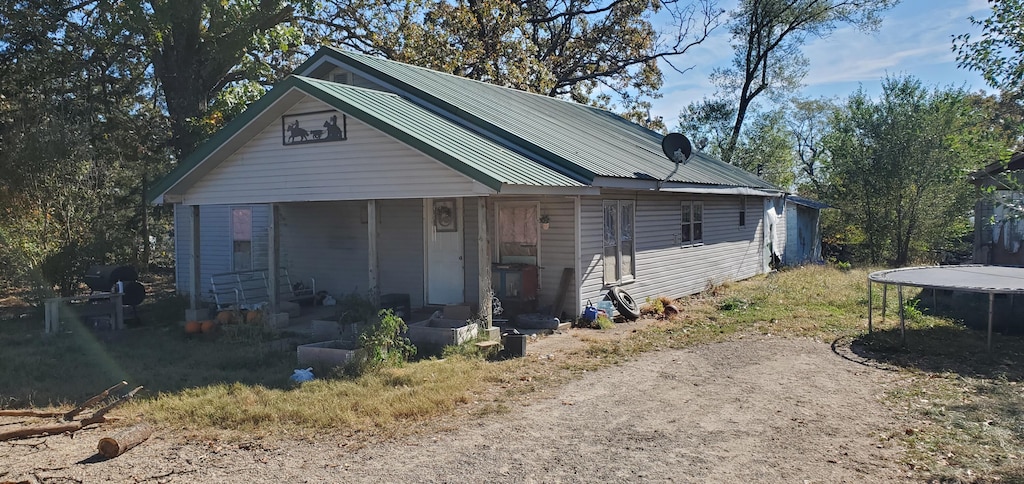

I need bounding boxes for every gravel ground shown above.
[1,333,912,483]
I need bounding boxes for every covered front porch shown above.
[179,194,580,329]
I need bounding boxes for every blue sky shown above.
[649,0,993,124]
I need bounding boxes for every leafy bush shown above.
[359,309,416,367]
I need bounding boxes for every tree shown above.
[732,109,795,189]
[304,0,726,128]
[677,97,736,157]
[823,76,1001,265]
[0,1,172,293]
[787,97,835,195]
[120,1,310,157]
[713,0,898,163]
[954,0,1024,99]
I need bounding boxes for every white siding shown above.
[488,195,577,316]
[181,97,484,205]
[579,192,769,311]
[325,68,386,91]
[378,199,426,308]
[279,201,370,298]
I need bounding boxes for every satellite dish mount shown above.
[661,133,693,164]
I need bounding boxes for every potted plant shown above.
[539,214,550,230]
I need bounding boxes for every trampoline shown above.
[868,265,1024,351]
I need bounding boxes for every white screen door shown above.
[426,198,464,305]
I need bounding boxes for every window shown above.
[231,207,253,271]
[739,196,747,227]
[603,200,635,284]
[681,201,703,246]
[497,203,539,265]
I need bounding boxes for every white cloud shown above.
[652,0,994,123]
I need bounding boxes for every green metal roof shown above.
[153,47,778,202]
[306,47,777,190]
[150,75,584,201]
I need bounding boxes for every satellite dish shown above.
[662,133,692,164]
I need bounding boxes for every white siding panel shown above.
[174,203,269,301]
[490,196,577,316]
[578,193,769,313]
[378,199,426,308]
[182,97,482,205]
[279,201,370,297]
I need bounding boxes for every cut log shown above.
[97,423,152,458]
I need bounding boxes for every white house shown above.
[150,47,785,325]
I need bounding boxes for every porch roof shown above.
[299,47,778,191]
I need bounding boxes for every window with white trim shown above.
[681,201,703,246]
[231,207,253,271]
[603,200,635,284]
[496,203,540,265]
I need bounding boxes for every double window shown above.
[603,200,635,284]
[681,201,703,246]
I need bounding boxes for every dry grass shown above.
[6,265,1024,481]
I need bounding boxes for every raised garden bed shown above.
[406,318,478,354]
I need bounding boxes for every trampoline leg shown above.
[898,284,905,346]
[867,280,873,333]
[932,288,937,310]
[882,284,888,322]
[988,293,994,353]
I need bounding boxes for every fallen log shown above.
[0,410,64,417]
[97,422,152,458]
[0,385,143,442]
[0,420,101,440]
[64,381,128,421]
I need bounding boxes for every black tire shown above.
[608,287,641,320]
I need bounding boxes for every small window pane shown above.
[603,204,618,246]
[604,245,618,282]
[694,222,703,243]
[694,203,703,222]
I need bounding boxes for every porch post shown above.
[477,196,492,329]
[367,200,379,302]
[188,205,201,310]
[268,204,279,312]
[574,195,582,319]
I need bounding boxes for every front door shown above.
[426,198,464,305]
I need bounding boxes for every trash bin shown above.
[503,330,527,358]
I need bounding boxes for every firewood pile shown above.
[0,381,150,457]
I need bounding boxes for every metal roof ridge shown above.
[316,47,598,183]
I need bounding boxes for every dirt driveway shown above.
[2,333,912,483]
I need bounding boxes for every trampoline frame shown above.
[867,265,1024,352]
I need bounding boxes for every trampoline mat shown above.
[869,265,1024,294]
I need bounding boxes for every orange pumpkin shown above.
[245,310,262,324]
[184,321,202,334]
[200,320,216,333]
[216,310,234,324]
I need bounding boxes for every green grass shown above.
[5,265,1024,481]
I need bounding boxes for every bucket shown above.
[503,332,527,358]
[582,301,599,322]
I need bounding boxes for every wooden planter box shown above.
[296,340,364,368]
